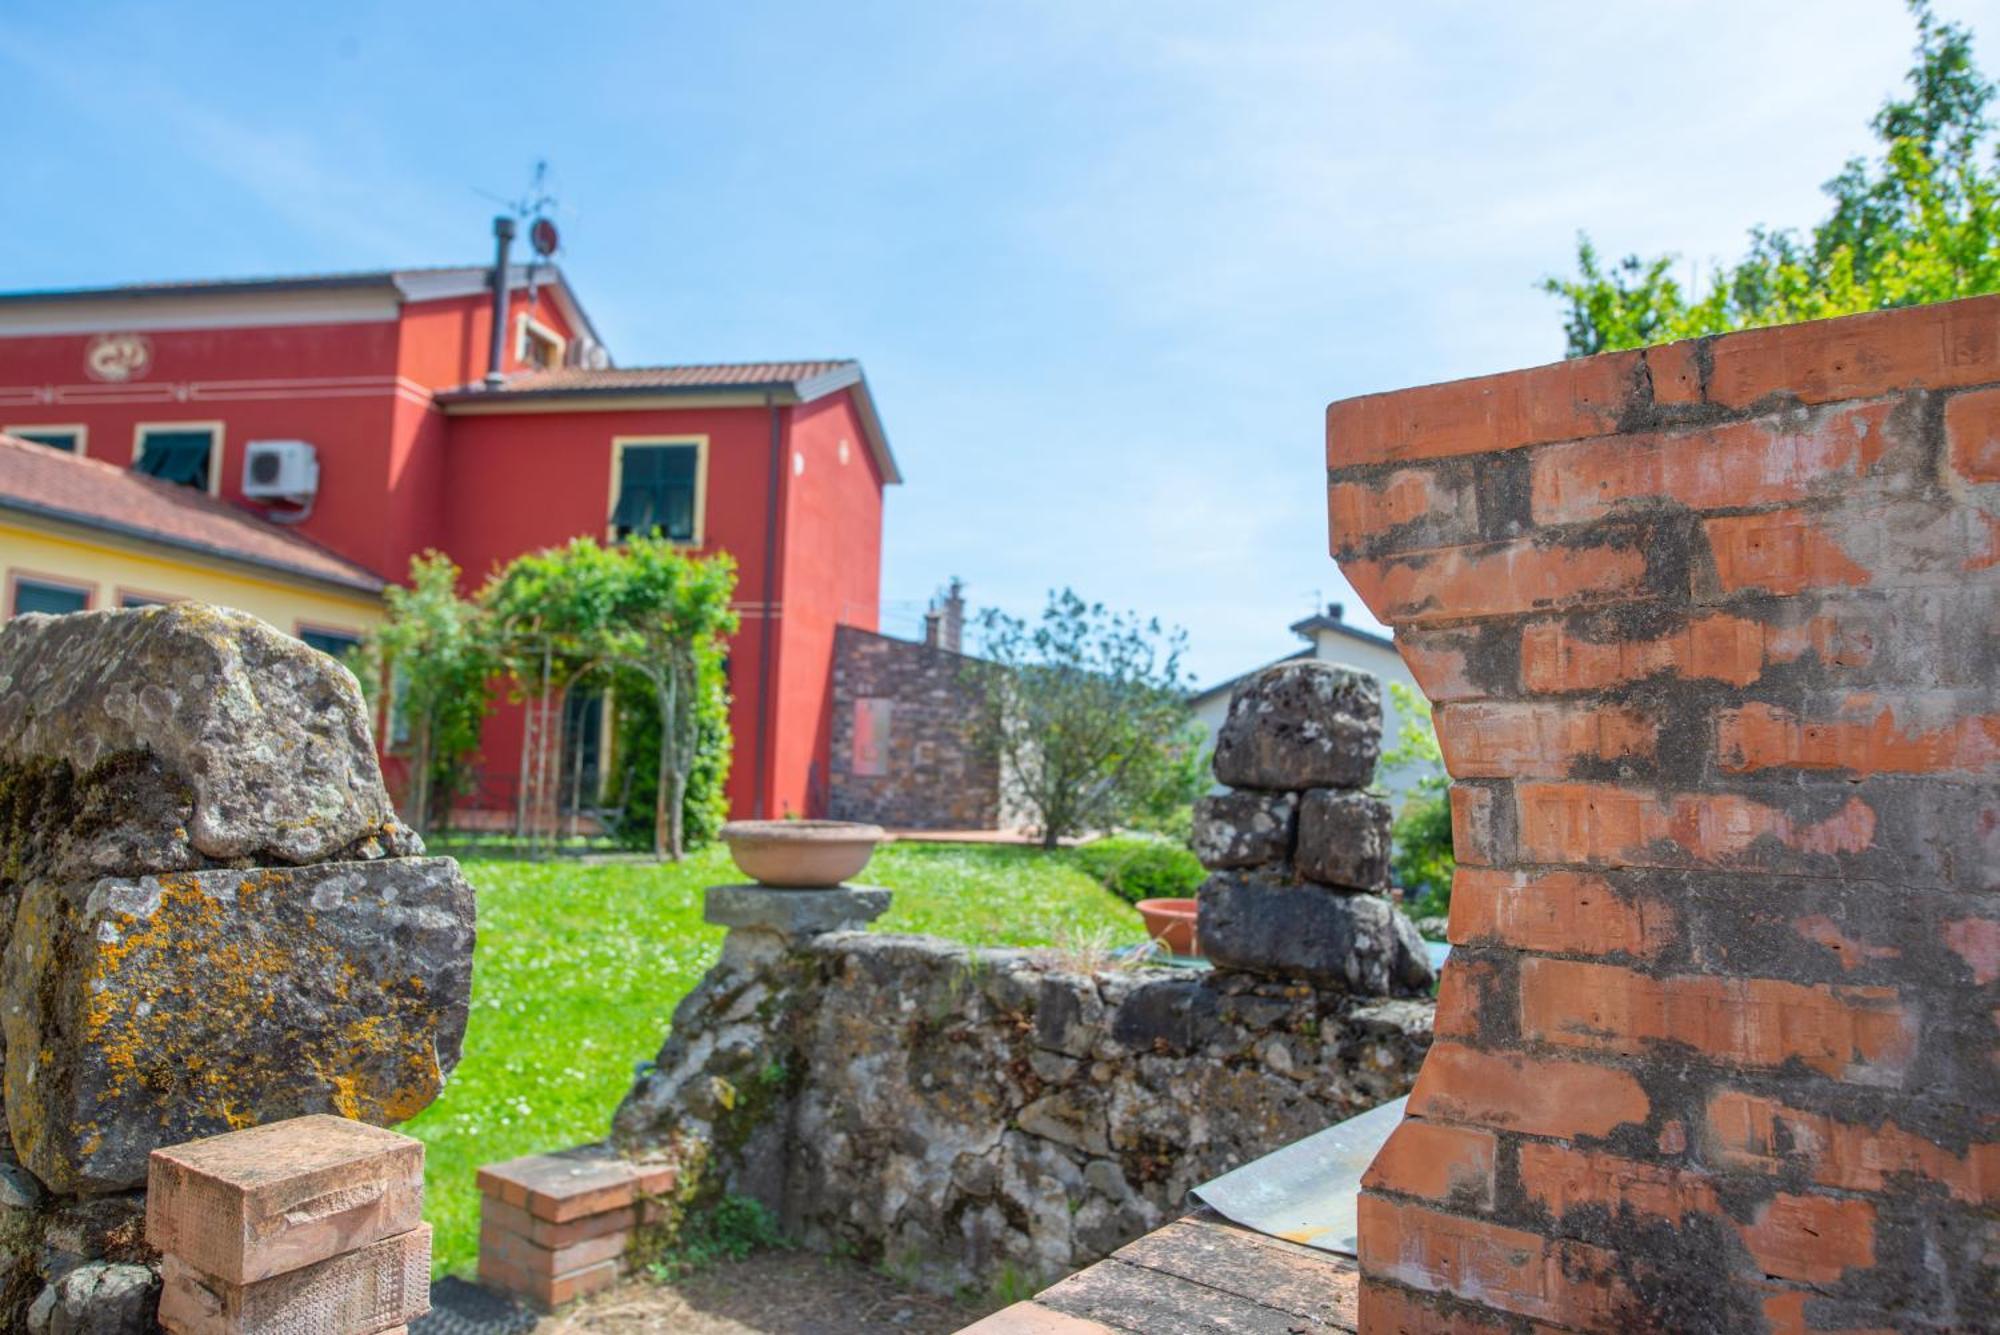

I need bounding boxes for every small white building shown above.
[1190,604,1439,811]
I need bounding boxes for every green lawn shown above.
[402,842,1146,1276]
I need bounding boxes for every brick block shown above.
[479,1219,627,1276]
[147,1114,423,1286]
[477,1254,619,1310]
[1435,701,1656,778]
[1447,785,1501,867]
[1529,401,1895,526]
[1518,957,1915,1082]
[1518,1142,1721,1226]
[1343,533,1650,627]
[1716,696,2000,777]
[1738,1192,1876,1285]
[1394,629,1492,703]
[1356,1194,1630,1328]
[1361,1119,1496,1210]
[1703,1089,2000,1203]
[476,1145,669,1223]
[1406,1042,1648,1140]
[1326,349,1642,467]
[1699,293,2000,410]
[157,1222,430,1335]
[1703,509,1872,596]
[1513,782,1880,871]
[1431,955,1496,1040]
[1356,1281,1522,1334]
[481,1195,637,1249]
[1519,605,1878,694]
[1945,384,2000,483]
[1327,465,1478,558]
[1447,868,1673,959]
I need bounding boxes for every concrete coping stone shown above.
[703,883,892,938]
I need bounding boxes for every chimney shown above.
[939,578,965,654]
[922,609,942,648]
[1327,602,1343,621]
[485,216,517,389]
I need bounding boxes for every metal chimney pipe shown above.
[485,216,517,389]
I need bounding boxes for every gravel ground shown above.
[537,1252,994,1334]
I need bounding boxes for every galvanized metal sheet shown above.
[1190,1094,1407,1257]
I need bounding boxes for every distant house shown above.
[1189,604,1438,811]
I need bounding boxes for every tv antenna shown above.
[475,160,562,301]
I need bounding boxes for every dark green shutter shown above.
[135,431,214,489]
[613,445,698,540]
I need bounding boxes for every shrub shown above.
[1071,835,1204,905]
[1392,789,1454,923]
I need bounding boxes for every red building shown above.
[0,260,900,820]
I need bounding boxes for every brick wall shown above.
[1331,296,1999,1332]
[827,624,1000,829]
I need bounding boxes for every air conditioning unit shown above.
[242,440,319,500]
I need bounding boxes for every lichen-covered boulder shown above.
[1210,661,1380,791]
[1295,789,1393,891]
[1197,871,1432,995]
[2,860,474,1193]
[24,1262,158,1335]
[0,604,416,881]
[1191,791,1297,870]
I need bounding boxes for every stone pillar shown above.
[147,1115,428,1334]
[0,604,476,1330]
[1191,660,1432,995]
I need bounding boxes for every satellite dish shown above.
[530,218,560,258]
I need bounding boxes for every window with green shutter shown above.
[12,580,88,616]
[11,429,80,452]
[611,444,700,542]
[135,429,216,490]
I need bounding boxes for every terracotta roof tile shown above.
[446,360,858,396]
[0,435,385,594]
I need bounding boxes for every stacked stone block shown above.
[475,1146,678,1310]
[0,603,476,1330]
[1330,295,2000,1329]
[1192,659,1432,996]
[147,1116,429,1334]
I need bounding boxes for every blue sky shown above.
[5,1,1994,683]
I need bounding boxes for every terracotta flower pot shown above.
[1136,897,1200,957]
[719,820,886,888]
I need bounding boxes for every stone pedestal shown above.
[703,884,891,941]
[475,1146,677,1311]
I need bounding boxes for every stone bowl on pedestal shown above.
[719,820,887,888]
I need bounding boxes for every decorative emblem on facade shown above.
[85,333,151,382]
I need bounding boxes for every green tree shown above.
[480,536,738,859]
[1545,0,2000,355]
[970,589,1201,850]
[1381,682,1453,919]
[354,552,492,836]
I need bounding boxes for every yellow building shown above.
[0,432,383,650]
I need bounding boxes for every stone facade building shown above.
[827,618,999,830]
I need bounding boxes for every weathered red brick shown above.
[1436,701,1656,778]
[1362,1119,1497,1209]
[1396,631,1488,703]
[1701,294,2000,409]
[1759,1288,1899,1335]
[1646,339,1706,407]
[1432,956,1495,1041]
[1704,510,1872,596]
[1519,607,1877,693]
[1716,697,2000,777]
[1447,868,1674,958]
[1943,915,2000,985]
[1357,1195,1631,1328]
[1357,1280,1526,1334]
[1790,914,1901,972]
[1738,1193,1876,1285]
[1327,351,1642,468]
[1531,402,1894,526]
[1327,468,1470,555]
[1407,1042,1648,1140]
[1344,536,1649,626]
[1945,384,2000,483]
[1704,1089,2000,1203]
[1517,1143,1720,1225]
[1519,957,1914,1082]
[1448,785,1500,867]
[1514,782,1878,868]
